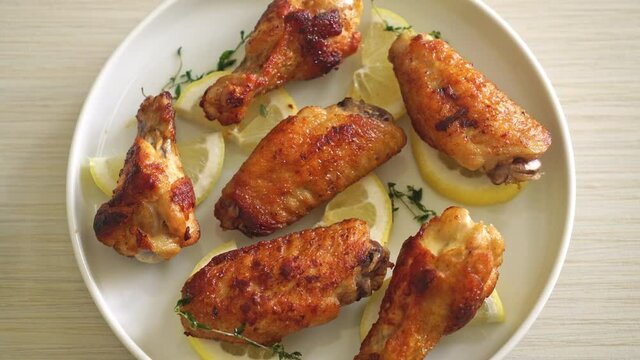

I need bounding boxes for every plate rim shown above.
[65,0,576,359]
[463,1,576,358]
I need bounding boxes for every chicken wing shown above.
[389,33,552,184]
[93,92,200,262]
[177,219,391,345]
[201,0,362,125]
[215,98,407,237]
[356,207,504,360]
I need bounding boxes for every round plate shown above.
[66,0,575,359]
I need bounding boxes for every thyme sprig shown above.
[175,299,302,360]
[428,30,442,39]
[161,30,248,100]
[387,183,437,223]
[217,30,249,71]
[259,104,269,117]
[372,5,412,35]
[162,47,209,100]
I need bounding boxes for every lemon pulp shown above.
[89,132,225,205]
[174,70,297,152]
[348,7,410,119]
[410,130,525,206]
[320,174,392,245]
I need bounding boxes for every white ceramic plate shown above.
[66,0,575,359]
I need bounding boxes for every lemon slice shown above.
[348,7,409,119]
[361,7,412,67]
[175,70,297,151]
[187,240,276,360]
[410,130,525,206]
[89,132,225,205]
[174,71,232,132]
[348,64,405,120]
[360,279,505,340]
[88,156,123,197]
[319,174,392,246]
[227,91,297,152]
[189,240,237,276]
[469,289,505,324]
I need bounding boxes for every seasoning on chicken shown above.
[201,0,363,125]
[215,98,407,237]
[93,92,200,262]
[356,207,505,360]
[178,219,391,345]
[389,32,552,184]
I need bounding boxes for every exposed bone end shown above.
[342,240,391,305]
[134,250,165,264]
[488,158,542,185]
[337,97,394,122]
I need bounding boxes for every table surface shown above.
[1,0,639,359]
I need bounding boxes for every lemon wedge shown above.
[89,132,225,205]
[174,70,297,152]
[190,240,237,277]
[319,174,392,246]
[348,65,405,120]
[174,71,231,132]
[410,130,525,206]
[227,91,297,152]
[187,240,276,360]
[361,8,412,67]
[88,156,123,197]
[360,279,505,340]
[348,7,409,119]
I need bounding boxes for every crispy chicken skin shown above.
[93,92,200,263]
[389,33,552,184]
[356,207,505,360]
[214,98,406,237]
[201,0,362,125]
[178,219,391,345]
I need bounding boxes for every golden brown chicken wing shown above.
[201,0,362,125]
[177,219,391,345]
[214,98,406,237]
[93,92,200,262]
[389,32,552,184]
[356,207,504,360]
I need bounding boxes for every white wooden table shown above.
[1,0,639,358]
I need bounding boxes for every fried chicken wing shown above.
[93,92,200,262]
[215,98,407,237]
[356,207,504,360]
[389,33,552,184]
[178,219,391,345]
[201,0,362,125]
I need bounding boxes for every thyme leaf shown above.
[259,104,269,117]
[175,299,302,359]
[428,30,442,39]
[387,183,437,223]
[160,30,249,100]
[217,30,249,71]
[372,2,412,35]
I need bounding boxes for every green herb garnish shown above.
[387,183,437,223]
[383,23,413,35]
[217,30,249,71]
[371,1,412,35]
[162,47,207,100]
[160,29,249,99]
[175,299,302,359]
[428,30,442,39]
[259,104,269,118]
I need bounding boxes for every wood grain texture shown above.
[0,0,638,359]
